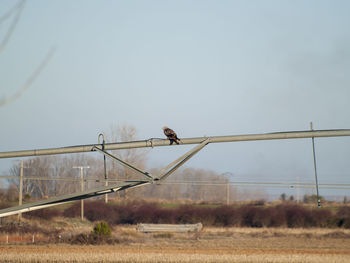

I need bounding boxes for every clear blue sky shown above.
[1,0,350,197]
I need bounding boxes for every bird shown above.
[162,126,181,145]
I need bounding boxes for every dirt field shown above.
[1,227,350,262]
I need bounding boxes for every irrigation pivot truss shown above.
[0,129,350,217]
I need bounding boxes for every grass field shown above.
[1,226,350,262]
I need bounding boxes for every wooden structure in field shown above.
[136,223,203,233]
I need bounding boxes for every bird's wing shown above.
[165,128,176,137]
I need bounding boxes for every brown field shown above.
[1,226,350,262]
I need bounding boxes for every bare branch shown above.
[0,47,56,107]
[0,0,25,53]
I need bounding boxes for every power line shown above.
[1,175,349,189]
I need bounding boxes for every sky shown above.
[1,0,350,198]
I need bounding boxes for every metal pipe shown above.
[0,180,150,218]
[1,175,350,187]
[310,123,321,207]
[1,129,350,159]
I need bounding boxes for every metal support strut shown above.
[0,138,210,218]
[92,138,210,183]
[0,180,150,218]
[92,146,154,180]
[155,138,210,182]
[98,133,107,180]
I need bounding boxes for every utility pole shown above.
[99,134,108,204]
[73,166,90,220]
[18,160,24,221]
[296,176,300,204]
[226,182,230,205]
[310,122,321,208]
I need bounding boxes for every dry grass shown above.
[202,226,350,238]
[1,251,348,263]
[1,226,350,262]
[1,244,349,263]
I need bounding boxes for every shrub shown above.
[0,221,55,235]
[93,221,111,236]
[153,232,174,238]
[152,207,176,224]
[84,201,113,223]
[173,205,194,224]
[284,205,310,228]
[63,201,80,218]
[68,232,116,245]
[267,207,286,227]
[336,206,350,228]
[239,206,272,228]
[213,206,239,226]
[112,204,133,224]
[61,200,348,229]
[0,201,11,209]
[132,202,163,223]
[310,209,333,228]
[24,208,61,220]
[63,200,116,224]
[175,205,209,224]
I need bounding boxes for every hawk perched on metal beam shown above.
[162,126,181,145]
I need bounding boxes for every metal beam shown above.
[1,129,350,159]
[156,138,210,181]
[93,146,154,180]
[0,180,150,218]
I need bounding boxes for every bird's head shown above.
[162,126,168,130]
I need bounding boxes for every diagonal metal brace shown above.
[0,139,210,218]
[155,138,210,182]
[92,146,154,180]
[0,180,150,218]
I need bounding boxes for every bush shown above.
[93,221,111,236]
[174,205,213,225]
[63,200,117,224]
[267,207,286,227]
[63,201,80,218]
[61,200,349,229]
[284,205,310,228]
[213,206,239,226]
[68,233,116,245]
[239,206,272,228]
[336,206,350,228]
[310,209,333,228]
[0,201,11,210]
[24,208,61,220]
[0,221,57,236]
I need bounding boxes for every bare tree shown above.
[137,167,233,203]
[7,154,101,200]
[104,124,148,198]
[0,0,25,54]
[0,0,55,108]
